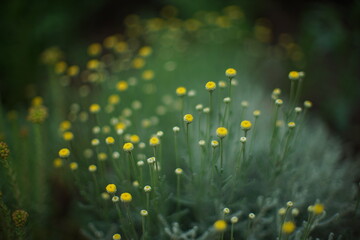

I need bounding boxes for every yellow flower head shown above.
[205,81,216,91]
[55,61,67,74]
[288,122,296,129]
[103,35,118,49]
[213,220,227,232]
[139,46,152,57]
[31,96,43,106]
[87,43,102,56]
[123,142,134,152]
[87,59,100,70]
[105,137,115,145]
[176,87,187,96]
[132,57,145,69]
[89,104,101,113]
[120,192,132,202]
[63,131,74,141]
[69,162,78,171]
[130,134,140,143]
[59,120,71,131]
[115,41,128,53]
[282,221,295,234]
[304,100,312,108]
[312,203,324,215]
[253,110,261,117]
[183,114,194,123]
[225,68,237,78]
[53,158,63,168]
[98,152,107,161]
[106,184,117,194]
[211,140,219,148]
[88,164,97,172]
[140,209,149,216]
[115,122,126,131]
[149,136,160,146]
[216,127,228,138]
[142,70,154,81]
[240,120,252,130]
[58,148,70,158]
[288,71,300,80]
[108,94,120,105]
[27,105,48,124]
[67,65,79,77]
[116,81,129,92]
[113,233,121,240]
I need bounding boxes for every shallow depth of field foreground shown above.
[0,3,360,240]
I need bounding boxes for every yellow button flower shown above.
[120,192,132,202]
[58,148,70,158]
[87,43,102,56]
[69,162,78,171]
[216,127,228,138]
[116,81,128,92]
[176,87,187,96]
[63,131,74,141]
[138,46,152,57]
[313,203,324,215]
[130,134,140,143]
[149,136,160,146]
[183,114,194,123]
[240,120,252,130]
[225,68,237,78]
[282,221,295,234]
[213,220,227,232]
[53,158,63,168]
[106,184,117,194]
[113,233,121,240]
[108,94,120,105]
[288,71,300,80]
[205,81,216,91]
[89,104,101,113]
[105,137,115,145]
[59,120,71,131]
[123,142,134,152]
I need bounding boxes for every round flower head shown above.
[63,131,74,141]
[223,208,230,214]
[195,104,203,111]
[205,81,216,91]
[183,114,194,123]
[216,127,228,138]
[137,160,144,167]
[287,201,294,207]
[53,158,63,168]
[144,185,152,192]
[248,213,255,219]
[58,148,70,158]
[291,208,299,216]
[130,134,140,143]
[116,81,128,92]
[27,105,48,124]
[112,196,119,202]
[106,136,115,145]
[89,104,101,113]
[253,110,261,117]
[123,142,134,152]
[59,120,71,131]
[278,208,286,215]
[230,216,238,224]
[101,192,110,200]
[199,140,206,146]
[299,71,305,78]
[69,162,78,171]
[295,107,302,113]
[241,101,249,107]
[120,192,132,202]
[147,157,156,164]
[225,68,237,78]
[219,81,227,88]
[133,181,139,187]
[149,136,160,146]
[304,100,312,108]
[288,122,296,129]
[224,97,231,103]
[240,120,252,130]
[113,233,121,240]
[0,142,10,160]
[92,126,100,134]
[175,168,183,175]
[91,138,100,146]
[173,126,180,132]
[313,203,324,215]
[282,221,295,234]
[176,87,187,96]
[213,220,227,232]
[88,165,97,172]
[12,210,29,227]
[106,184,117,194]
[140,209,148,216]
[188,90,196,97]
[156,131,164,137]
[275,99,283,106]
[240,137,247,143]
[98,152,107,161]
[288,71,300,80]
[203,107,210,113]
[211,140,219,148]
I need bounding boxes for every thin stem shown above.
[220,138,224,174]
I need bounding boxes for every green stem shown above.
[220,138,224,174]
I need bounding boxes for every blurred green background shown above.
[0,0,359,154]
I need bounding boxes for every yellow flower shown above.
[132,57,145,69]
[113,233,121,240]
[105,137,115,145]
[130,134,140,143]
[253,110,261,117]
[87,43,102,56]
[63,131,74,141]
[106,184,117,194]
[312,203,324,215]
[115,122,126,131]
[205,81,216,91]
[53,158,63,168]
[120,192,132,202]
[138,46,152,57]
[149,136,160,146]
[176,87,187,96]
[225,68,237,78]
[103,35,117,49]
[288,122,296,129]
[115,41,128,53]
[282,221,295,234]
[216,127,228,138]
[98,152,107,161]
[87,59,100,70]
[58,148,70,158]
[108,94,120,105]
[55,61,67,74]
[89,104,101,113]
[213,220,227,232]
[288,71,300,80]
[59,120,71,131]
[123,142,134,152]
[67,65,79,77]
[31,96,43,106]
[116,81,129,92]
[304,100,312,108]
[240,120,252,130]
[142,70,154,80]
[140,209,149,216]
[88,164,97,172]
[211,140,219,148]
[183,114,194,123]
[69,162,78,171]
